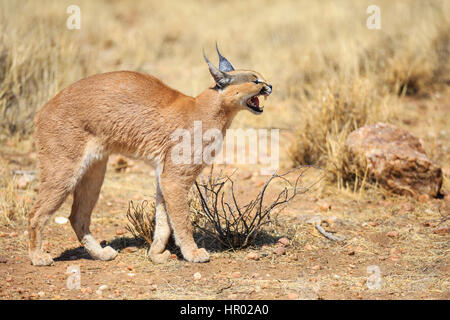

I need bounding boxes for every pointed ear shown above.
[216,43,235,72]
[203,50,235,88]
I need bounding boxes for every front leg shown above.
[159,164,209,263]
[148,177,172,263]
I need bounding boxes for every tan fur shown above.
[28,64,271,266]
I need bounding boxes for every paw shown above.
[149,249,171,264]
[95,246,118,261]
[30,252,54,266]
[184,248,210,263]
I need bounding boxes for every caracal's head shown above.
[203,45,272,115]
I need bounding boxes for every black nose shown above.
[268,84,272,90]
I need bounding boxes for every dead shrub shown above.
[125,167,321,250]
[190,167,320,249]
[126,200,155,246]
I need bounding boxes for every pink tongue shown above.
[251,96,259,107]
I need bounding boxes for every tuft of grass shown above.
[126,200,155,246]
[0,161,33,226]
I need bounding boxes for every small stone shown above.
[287,292,298,300]
[116,228,126,236]
[386,231,399,238]
[304,244,313,251]
[98,285,108,291]
[247,252,261,261]
[170,254,178,259]
[123,246,138,253]
[37,291,45,298]
[0,257,7,263]
[231,271,241,279]
[150,284,157,291]
[193,272,202,280]
[54,216,68,224]
[9,232,18,237]
[227,293,238,299]
[319,202,331,212]
[418,194,429,203]
[277,237,290,247]
[127,265,134,271]
[391,255,400,261]
[312,265,321,270]
[273,247,286,255]
[433,226,449,235]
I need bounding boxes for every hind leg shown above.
[29,187,70,266]
[69,158,117,261]
[148,176,172,263]
[28,179,71,266]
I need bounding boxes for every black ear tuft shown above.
[216,43,235,72]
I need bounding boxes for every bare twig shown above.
[315,224,345,241]
[191,166,324,249]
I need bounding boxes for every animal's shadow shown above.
[55,230,279,262]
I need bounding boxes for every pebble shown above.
[54,216,68,224]
[123,247,138,253]
[247,252,261,261]
[319,202,331,212]
[277,237,290,247]
[193,272,202,280]
[386,231,399,238]
[231,271,241,279]
[433,226,449,235]
[227,293,238,299]
[116,228,126,236]
[273,247,286,255]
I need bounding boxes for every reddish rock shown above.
[386,231,399,238]
[247,252,261,261]
[272,247,286,255]
[346,123,443,197]
[276,237,290,247]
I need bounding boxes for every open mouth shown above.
[246,95,264,114]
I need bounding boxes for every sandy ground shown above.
[0,149,448,300]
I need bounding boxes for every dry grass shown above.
[1,0,448,193]
[0,161,33,226]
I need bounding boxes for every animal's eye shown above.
[252,79,261,84]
